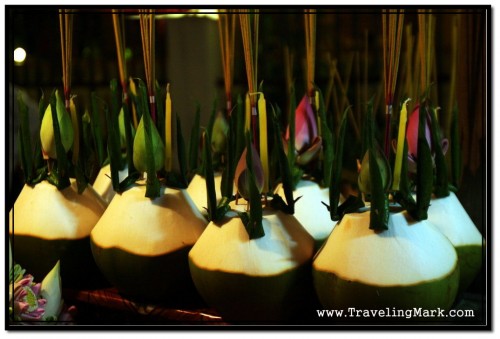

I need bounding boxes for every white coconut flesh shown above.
[92,164,129,204]
[275,180,340,246]
[313,210,458,286]
[9,179,107,239]
[189,205,314,276]
[186,173,223,213]
[90,183,207,256]
[427,192,483,248]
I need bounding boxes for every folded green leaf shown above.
[329,106,350,221]
[203,129,218,221]
[90,92,106,167]
[188,103,201,178]
[176,114,188,188]
[49,92,70,190]
[244,132,264,239]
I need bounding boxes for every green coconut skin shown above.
[313,264,459,319]
[456,244,484,295]
[11,235,107,289]
[189,260,318,323]
[91,243,201,304]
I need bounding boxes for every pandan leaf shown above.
[118,172,141,192]
[368,146,389,230]
[176,114,188,188]
[328,106,350,221]
[207,99,218,141]
[409,104,434,220]
[49,92,70,190]
[317,88,334,187]
[155,81,166,142]
[137,81,163,198]
[17,91,34,183]
[429,107,449,197]
[287,84,297,173]
[393,139,416,210]
[32,93,46,171]
[322,195,365,220]
[90,92,105,167]
[450,102,462,190]
[270,105,295,214]
[104,89,122,192]
[239,132,265,240]
[122,102,137,176]
[221,106,237,199]
[188,103,201,177]
[203,129,218,221]
[74,106,88,194]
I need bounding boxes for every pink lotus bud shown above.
[406,104,449,172]
[234,144,264,200]
[285,95,322,165]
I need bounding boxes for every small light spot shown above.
[14,47,26,64]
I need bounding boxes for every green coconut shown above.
[90,182,207,303]
[426,192,484,294]
[275,179,339,250]
[313,210,459,321]
[9,179,107,288]
[188,204,316,323]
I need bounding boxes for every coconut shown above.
[186,173,223,213]
[9,179,107,288]
[90,182,207,303]
[92,164,129,204]
[313,210,459,319]
[426,192,484,294]
[188,203,316,323]
[275,180,337,250]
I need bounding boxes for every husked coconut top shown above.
[186,174,223,212]
[92,164,128,204]
[313,211,458,286]
[91,184,207,255]
[9,180,107,239]
[189,207,314,276]
[427,193,483,247]
[275,180,335,242]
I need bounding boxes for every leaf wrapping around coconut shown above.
[135,81,163,198]
[328,106,350,221]
[104,86,122,192]
[393,138,416,211]
[188,103,201,177]
[90,92,106,167]
[203,130,218,221]
[17,91,34,184]
[220,105,238,199]
[287,84,297,170]
[48,92,71,190]
[368,146,389,230]
[176,114,188,188]
[409,104,434,220]
[269,105,295,214]
[122,102,137,176]
[317,88,334,187]
[450,102,461,191]
[40,90,74,160]
[323,195,365,220]
[429,107,449,197]
[238,133,265,240]
[74,105,88,194]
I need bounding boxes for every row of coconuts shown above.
[9,86,483,324]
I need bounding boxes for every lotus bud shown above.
[406,105,449,172]
[40,261,63,320]
[285,95,322,165]
[211,112,229,154]
[40,90,74,159]
[358,147,392,194]
[118,107,135,150]
[133,114,165,173]
[234,144,264,200]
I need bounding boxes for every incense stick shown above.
[59,9,73,109]
[218,10,236,115]
[304,9,316,98]
[139,10,156,121]
[112,10,128,98]
[382,9,404,157]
